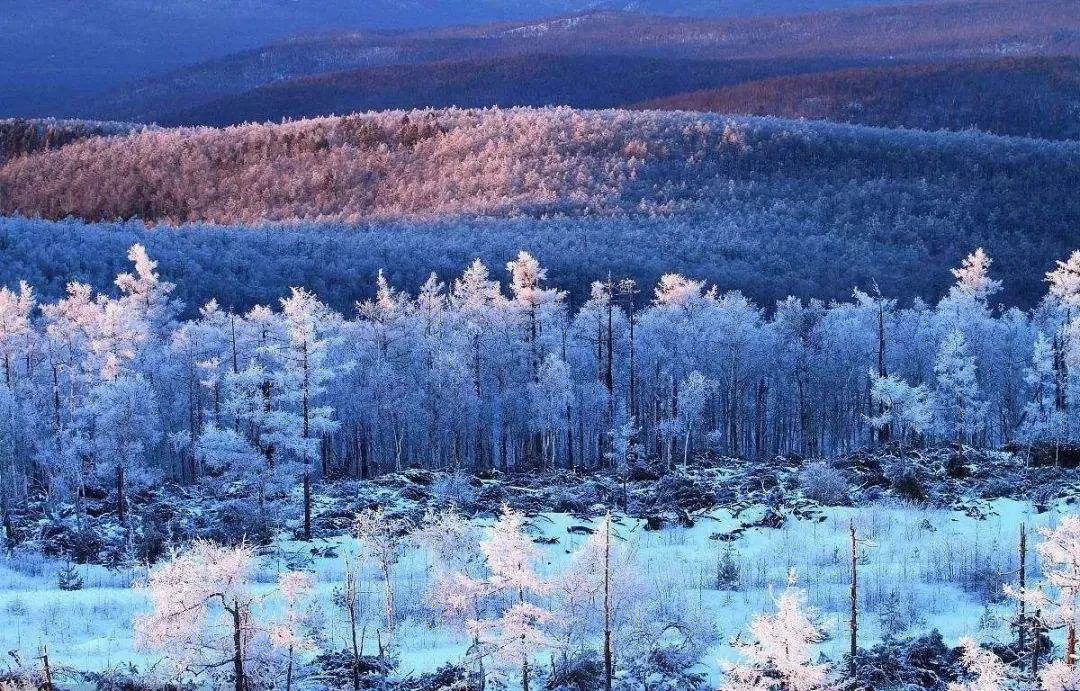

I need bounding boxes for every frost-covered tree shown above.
[933,329,984,444]
[948,636,1009,691]
[1041,661,1080,691]
[1021,333,1066,446]
[867,372,931,446]
[354,506,409,639]
[476,504,554,691]
[0,281,34,388]
[553,514,644,690]
[267,287,342,539]
[720,570,828,691]
[1009,517,1080,667]
[270,570,319,690]
[676,370,715,468]
[134,541,263,691]
[950,248,1003,302]
[80,374,162,525]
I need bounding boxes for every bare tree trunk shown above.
[1019,523,1027,655]
[603,515,613,691]
[41,645,54,691]
[231,602,245,691]
[1033,607,1042,680]
[1068,623,1076,666]
[303,466,312,540]
[349,598,361,691]
[116,463,125,524]
[849,520,858,680]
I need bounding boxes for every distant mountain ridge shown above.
[638,57,1080,140]
[0,0,927,118]
[86,0,1080,126]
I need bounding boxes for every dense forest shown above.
[2,243,1078,541]
[2,109,1078,307]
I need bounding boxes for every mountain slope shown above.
[0,0,924,118]
[87,0,1080,125]
[638,57,1080,139]
[157,54,866,126]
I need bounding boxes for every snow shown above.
[1,498,1066,683]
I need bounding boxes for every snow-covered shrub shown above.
[884,456,927,501]
[852,629,962,690]
[398,662,483,691]
[542,649,605,690]
[615,646,709,691]
[798,461,850,505]
[430,472,481,511]
[310,650,395,690]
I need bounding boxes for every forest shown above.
[2,241,1080,689]
[2,108,1079,308]
[1,1,1079,685]
[1,243,1078,497]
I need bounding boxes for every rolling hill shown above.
[0,107,1076,308]
[638,57,1080,140]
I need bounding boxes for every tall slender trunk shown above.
[1068,622,1076,666]
[116,464,125,524]
[303,468,312,540]
[231,601,245,691]
[603,515,613,691]
[849,520,857,679]
[1018,524,1027,655]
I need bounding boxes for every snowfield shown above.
[0,498,1058,685]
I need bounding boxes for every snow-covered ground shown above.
[0,499,1062,684]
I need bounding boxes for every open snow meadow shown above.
[0,496,1069,687]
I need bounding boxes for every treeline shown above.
[0,118,143,164]
[1,244,1079,534]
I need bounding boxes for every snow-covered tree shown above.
[867,372,931,446]
[720,570,828,691]
[0,281,34,388]
[676,370,715,468]
[270,570,319,689]
[476,504,554,691]
[933,329,984,444]
[80,374,162,524]
[553,514,644,689]
[269,287,342,539]
[1041,661,1080,691]
[1048,251,1080,310]
[354,506,409,638]
[1021,333,1066,445]
[948,636,1009,691]
[950,248,1003,302]
[1009,517,1080,667]
[134,541,263,691]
